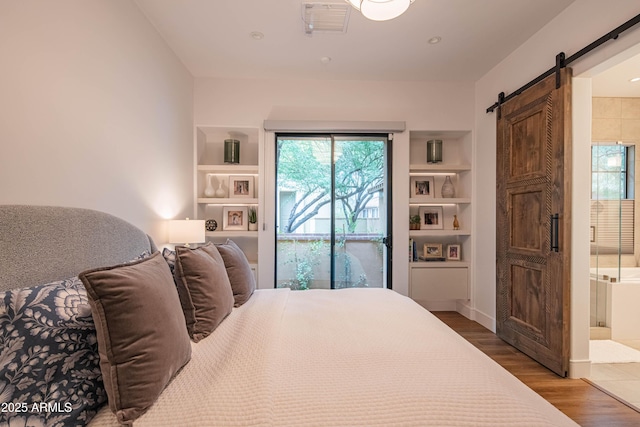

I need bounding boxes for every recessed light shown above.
[428,36,442,45]
[320,56,332,64]
[250,31,264,40]
[630,77,640,83]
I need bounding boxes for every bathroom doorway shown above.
[588,55,640,411]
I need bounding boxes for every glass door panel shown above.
[590,142,634,328]
[333,136,387,288]
[275,134,390,290]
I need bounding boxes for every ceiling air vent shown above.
[302,2,351,36]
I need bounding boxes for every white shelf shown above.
[410,164,471,173]
[408,130,472,303]
[410,229,470,237]
[196,125,261,271]
[198,198,258,205]
[198,164,259,175]
[409,197,471,205]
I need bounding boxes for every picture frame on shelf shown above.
[423,243,443,259]
[418,205,443,230]
[222,206,248,231]
[447,244,461,261]
[229,175,254,198]
[410,176,435,200]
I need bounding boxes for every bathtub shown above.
[590,267,640,281]
[590,267,640,340]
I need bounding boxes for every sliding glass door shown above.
[275,134,391,289]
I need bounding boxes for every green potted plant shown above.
[410,214,421,230]
[248,206,258,231]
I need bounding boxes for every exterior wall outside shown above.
[475,0,640,377]
[0,1,194,245]
[276,238,384,289]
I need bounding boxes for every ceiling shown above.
[134,0,576,82]
[592,53,640,97]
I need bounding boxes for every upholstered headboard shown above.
[0,205,157,291]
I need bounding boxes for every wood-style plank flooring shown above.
[433,311,640,427]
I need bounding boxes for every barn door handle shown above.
[550,214,559,252]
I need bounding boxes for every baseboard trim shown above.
[569,359,591,379]
[421,301,497,334]
[456,300,473,320]
[419,300,458,311]
[471,308,496,332]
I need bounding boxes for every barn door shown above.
[496,68,572,377]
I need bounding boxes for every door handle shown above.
[550,214,559,252]
[382,235,392,250]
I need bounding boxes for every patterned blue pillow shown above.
[0,277,106,426]
[130,249,152,262]
[162,248,176,276]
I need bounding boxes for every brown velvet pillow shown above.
[79,251,191,425]
[216,239,256,306]
[173,242,234,342]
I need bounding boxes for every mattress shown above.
[89,288,578,426]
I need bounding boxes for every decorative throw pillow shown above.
[79,251,191,425]
[215,239,256,306]
[173,242,234,342]
[0,276,106,426]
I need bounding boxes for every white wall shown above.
[195,78,474,295]
[475,0,640,377]
[0,0,194,245]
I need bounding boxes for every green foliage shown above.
[277,139,331,233]
[278,239,326,290]
[248,206,257,223]
[277,138,384,233]
[334,141,384,233]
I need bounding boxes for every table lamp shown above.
[169,218,205,247]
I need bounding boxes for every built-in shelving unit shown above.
[194,125,261,273]
[408,131,472,307]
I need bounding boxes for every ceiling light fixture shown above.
[630,77,640,83]
[346,0,414,22]
[428,36,441,44]
[249,31,264,40]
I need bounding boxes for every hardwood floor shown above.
[433,311,640,427]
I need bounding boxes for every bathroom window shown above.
[590,143,635,255]
[591,144,635,200]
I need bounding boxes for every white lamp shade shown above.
[169,219,205,245]
[360,0,411,21]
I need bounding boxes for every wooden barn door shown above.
[496,68,572,377]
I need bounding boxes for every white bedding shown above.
[89,288,577,426]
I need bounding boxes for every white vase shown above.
[204,174,215,197]
[248,222,258,231]
[441,176,455,198]
[215,181,226,198]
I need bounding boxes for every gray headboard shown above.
[0,205,157,291]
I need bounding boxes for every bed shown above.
[0,205,578,426]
